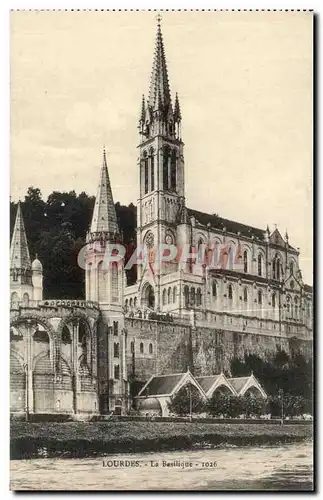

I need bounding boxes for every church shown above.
[10,20,312,417]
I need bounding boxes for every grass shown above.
[11,421,313,459]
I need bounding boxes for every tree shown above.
[167,384,205,415]
[207,394,242,418]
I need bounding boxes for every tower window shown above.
[113,321,118,336]
[171,151,177,191]
[114,365,120,380]
[168,287,172,304]
[130,341,134,354]
[149,343,153,354]
[144,152,148,194]
[190,287,196,306]
[244,287,248,302]
[114,342,120,358]
[212,281,217,297]
[163,147,169,190]
[228,284,233,300]
[140,342,144,354]
[150,151,155,191]
[162,289,167,305]
[173,286,177,303]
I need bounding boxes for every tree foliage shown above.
[167,383,205,415]
[10,187,137,299]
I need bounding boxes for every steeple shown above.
[10,201,31,271]
[89,148,119,239]
[139,18,181,141]
[148,20,172,111]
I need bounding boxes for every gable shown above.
[269,229,286,248]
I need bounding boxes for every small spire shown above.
[90,149,119,236]
[285,229,289,242]
[139,94,145,123]
[266,224,270,234]
[174,92,182,122]
[10,201,32,271]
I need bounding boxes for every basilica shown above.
[10,20,312,417]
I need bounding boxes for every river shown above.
[10,440,313,491]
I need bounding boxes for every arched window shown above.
[163,147,169,190]
[228,247,234,270]
[244,287,248,302]
[130,341,134,354]
[196,288,202,307]
[143,151,148,194]
[294,296,299,319]
[190,287,196,306]
[11,292,18,306]
[129,297,133,308]
[114,365,120,380]
[150,148,155,192]
[62,326,71,344]
[197,238,205,264]
[276,259,281,280]
[149,343,153,354]
[140,342,144,354]
[212,281,217,298]
[243,251,248,273]
[272,293,276,308]
[134,296,137,308]
[170,150,176,191]
[114,342,120,358]
[258,254,263,276]
[125,299,128,311]
[162,289,167,305]
[167,287,172,304]
[258,289,263,305]
[173,286,177,303]
[290,261,294,275]
[22,293,29,306]
[228,284,233,300]
[184,285,189,308]
[111,262,118,302]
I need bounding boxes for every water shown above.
[10,441,313,491]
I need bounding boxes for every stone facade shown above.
[10,20,313,416]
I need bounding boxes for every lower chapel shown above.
[10,21,312,416]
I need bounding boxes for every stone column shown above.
[26,319,35,414]
[72,320,79,413]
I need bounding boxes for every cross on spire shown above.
[156,12,162,26]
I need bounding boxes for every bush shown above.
[207,394,242,418]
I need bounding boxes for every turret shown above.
[32,255,43,300]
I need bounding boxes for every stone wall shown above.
[125,317,312,384]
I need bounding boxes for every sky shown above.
[10,10,313,284]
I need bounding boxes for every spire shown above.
[10,201,31,270]
[139,94,146,123]
[148,20,172,111]
[90,148,119,236]
[174,92,182,123]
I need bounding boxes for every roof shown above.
[10,202,31,270]
[304,284,313,294]
[90,149,119,235]
[195,375,221,394]
[187,208,265,241]
[139,373,185,397]
[227,377,250,394]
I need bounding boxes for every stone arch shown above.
[141,282,155,309]
[10,314,56,344]
[210,383,235,399]
[10,350,25,412]
[33,351,54,413]
[244,385,264,400]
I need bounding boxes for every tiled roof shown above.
[140,373,184,396]
[304,284,313,293]
[187,208,265,241]
[227,377,250,394]
[195,375,221,393]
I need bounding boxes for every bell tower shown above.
[85,149,128,414]
[137,18,186,279]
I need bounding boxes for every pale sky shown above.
[10,11,313,284]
